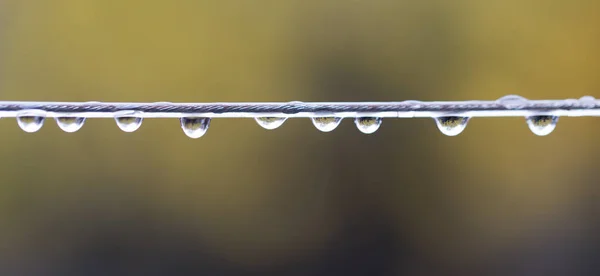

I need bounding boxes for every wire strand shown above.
[0,96,597,119]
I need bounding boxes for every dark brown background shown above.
[0,1,599,275]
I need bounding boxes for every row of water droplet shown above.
[12,114,558,137]
[10,94,575,137]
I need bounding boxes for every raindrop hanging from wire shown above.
[526,115,558,136]
[311,117,342,132]
[434,116,469,136]
[255,117,287,130]
[17,111,46,133]
[354,117,382,134]
[115,116,143,132]
[56,117,85,133]
[180,117,211,138]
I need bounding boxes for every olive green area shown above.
[0,1,599,274]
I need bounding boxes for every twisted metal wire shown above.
[0,96,598,118]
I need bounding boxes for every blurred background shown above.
[1,1,599,275]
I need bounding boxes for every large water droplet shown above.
[526,115,558,136]
[17,115,45,133]
[434,116,469,136]
[311,117,342,132]
[255,117,287,130]
[115,116,143,132]
[354,117,382,134]
[497,95,528,109]
[180,117,211,138]
[55,117,85,133]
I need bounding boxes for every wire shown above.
[0,95,597,119]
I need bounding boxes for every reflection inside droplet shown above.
[526,115,558,136]
[434,116,469,136]
[115,116,143,132]
[354,117,382,134]
[255,117,287,130]
[311,117,342,132]
[56,117,85,133]
[17,116,45,133]
[180,117,211,138]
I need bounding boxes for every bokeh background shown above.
[1,1,599,275]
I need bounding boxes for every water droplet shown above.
[434,116,469,136]
[497,95,528,109]
[311,117,342,132]
[115,116,143,132]
[17,116,45,133]
[526,115,558,136]
[180,117,211,138]
[255,117,287,130]
[579,96,596,108]
[354,117,382,134]
[55,117,85,133]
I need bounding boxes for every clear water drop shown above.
[526,115,558,136]
[115,116,143,132]
[354,117,382,134]
[311,117,342,132]
[180,117,211,138]
[434,116,469,136]
[17,115,45,133]
[579,96,596,108]
[255,117,287,130]
[55,117,85,133]
[497,95,528,109]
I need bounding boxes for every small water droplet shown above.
[180,117,211,138]
[497,95,528,109]
[311,117,342,132]
[354,117,382,134]
[434,116,469,136]
[115,116,143,132]
[526,115,558,136]
[55,117,85,133]
[255,117,287,130]
[579,96,596,108]
[17,116,45,133]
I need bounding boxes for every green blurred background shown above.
[1,1,599,275]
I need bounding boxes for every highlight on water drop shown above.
[497,94,528,109]
[17,116,45,133]
[579,95,596,102]
[115,116,143,132]
[180,117,211,138]
[311,117,342,132]
[255,117,287,130]
[354,117,382,134]
[434,116,469,136]
[526,115,558,136]
[16,111,46,133]
[579,96,596,108]
[55,117,86,133]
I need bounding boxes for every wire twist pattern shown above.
[1,95,597,136]
[0,95,598,118]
